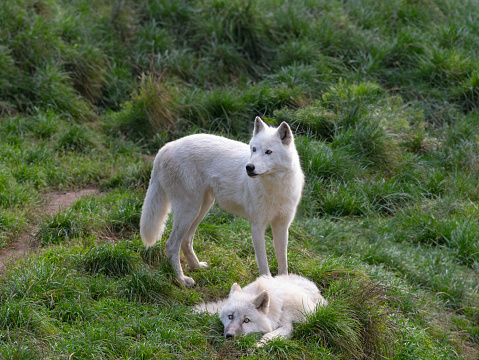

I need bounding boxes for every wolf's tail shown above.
[140,175,171,248]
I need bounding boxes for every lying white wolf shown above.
[140,117,304,286]
[196,274,328,343]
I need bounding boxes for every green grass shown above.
[1,0,479,358]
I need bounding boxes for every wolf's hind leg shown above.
[166,200,203,286]
[181,192,214,270]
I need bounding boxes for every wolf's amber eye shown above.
[265,150,272,155]
[252,147,256,152]
[228,315,234,320]
[243,318,250,323]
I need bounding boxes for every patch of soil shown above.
[0,188,99,272]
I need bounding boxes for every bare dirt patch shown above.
[0,188,100,271]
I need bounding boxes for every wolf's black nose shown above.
[246,164,255,173]
[225,333,234,339]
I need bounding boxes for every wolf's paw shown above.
[255,339,268,348]
[197,261,208,269]
[188,261,208,270]
[179,275,196,287]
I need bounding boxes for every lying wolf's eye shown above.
[265,150,272,155]
[252,147,256,152]
[228,315,234,320]
[243,318,250,323]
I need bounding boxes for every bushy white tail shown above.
[140,177,170,248]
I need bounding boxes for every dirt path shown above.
[0,188,99,271]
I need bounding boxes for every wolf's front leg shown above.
[257,324,293,347]
[271,217,291,275]
[250,223,271,276]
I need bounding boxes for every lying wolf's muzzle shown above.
[224,322,242,338]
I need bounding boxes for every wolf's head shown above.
[220,283,273,338]
[246,116,297,178]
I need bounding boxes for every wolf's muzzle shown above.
[246,163,257,177]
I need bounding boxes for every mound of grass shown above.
[295,279,396,359]
[80,242,142,278]
[36,207,93,245]
[119,267,173,304]
[2,237,470,359]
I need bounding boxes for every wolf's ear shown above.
[230,283,242,296]
[254,116,267,135]
[277,122,292,145]
[252,290,270,314]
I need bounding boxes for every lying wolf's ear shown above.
[252,290,270,314]
[277,122,292,145]
[230,283,242,295]
[254,116,267,135]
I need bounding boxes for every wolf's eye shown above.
[252,147,256,152]
[228,315,234,320]
[243,318,250,323]
[265,150,272,155]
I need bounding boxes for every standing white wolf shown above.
[140,117,304,286]
[196,274,328,344]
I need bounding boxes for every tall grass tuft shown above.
[36,207,92,245]
[119,267,172,304]
[63,44,107,104]
[33,65,95,120]
[106,74,178,150]
[193,0,273,76]
[276,104,336,141]
[133,74,177,132]
[140,242,177,282]
[80,242,142,278]
[110,0,139,44]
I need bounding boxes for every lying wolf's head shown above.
[246,116,296,178]
[220,282,273,338]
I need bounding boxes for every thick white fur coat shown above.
[196,274,328,344]
[140,117,304,286]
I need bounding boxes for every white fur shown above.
[140,117,304,286]
[196,274,328,344]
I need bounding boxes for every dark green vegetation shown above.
[1,0,479,358]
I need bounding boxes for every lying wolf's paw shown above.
[255,340,267,348]
[179,275,196,287]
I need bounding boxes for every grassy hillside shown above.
[1,0,478,358]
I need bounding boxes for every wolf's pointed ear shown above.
[230,283,242,295]
[254,116,267,135]
[277,122,292,145]
[252,290,270,314]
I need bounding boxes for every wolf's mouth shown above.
[247,171,267,177]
